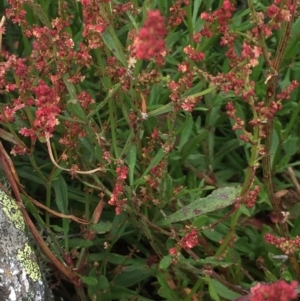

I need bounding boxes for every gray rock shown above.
[0,189,53,300]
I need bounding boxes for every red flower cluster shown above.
[243,185,260,208]
[167,66,194,109]
[179,229,198,250]
[146,160,165,189]
[276,81,299,101]
[181,96,199,112]
[250,280,298,301]
[108,165,128,215]
[131,10,166,65]
[80,0,109,49]
[32,80,60,136]
[168,0,189,27]
[183,45,205,62]
[267,2,293,22]
[200,0,235,36]
[265,233,300,255]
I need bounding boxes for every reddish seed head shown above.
[250,280,298,301]
[131,10,166,65]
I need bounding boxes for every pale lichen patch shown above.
[17,243,42,282]
[0,192,25,231]
[0,189,50,300]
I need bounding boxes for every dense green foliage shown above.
[1,0,300,300]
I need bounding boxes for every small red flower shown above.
[169,248,177,256]
[131,10,166,65]
[250,280,298,301]
[108,165,129,215]
[179,229,198,250]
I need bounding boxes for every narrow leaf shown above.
[211,279,241,300]
[101,30,127,67]
[129,145,137,186]
[140,148,165,180]
[52,175,68,213]
[206,276,220,301]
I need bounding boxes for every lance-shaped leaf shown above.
[157,186,240,226]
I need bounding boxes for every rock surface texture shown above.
[0,189,52,301]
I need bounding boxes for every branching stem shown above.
[258,0,300,279]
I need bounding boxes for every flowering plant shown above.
[1,0,300,300]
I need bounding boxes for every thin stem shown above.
[45,183,51,226]
[247,0,272,68]
[45,134,105,174]
[215,82,262,257]
[259,0,300,279]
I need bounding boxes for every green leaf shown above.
[81,276,98,286]
[110,286,153,301]
[63,74,88,122]
[52,175,68,214]
[281,271,293,282]
[182,84,217,98]
[192,0,203,25]
[159,255,172,270]
[192,215,208,228]
[210,279,241,300]
[129,145,137,186]
[97,275,110,290]
[157,186,240,226]
[206,276,220,301]
[277,154,291,171]
[177,116,194,150]
[91,221,113,234]
[68,238,94,248]
[18,167,45,185]
[290,62,300,71]
[110,212,128,244]
[157,272,180,300]
[282,136,298,156]
[239,204,251,217]
[22,193,47,227]
[67,99,88,122]
[63,74,78,99]
[87,270,111,301]
[180,130,208,162]
[148,102,174,117]
[0,129,21,145]
[140,148,165,180]
[101,29,127,67]
[88,253,148,267]
[196,257,234,268]
[50,225,64,233]
[114,267,154,287]
[24,2,51,27]
[271,128,280,168]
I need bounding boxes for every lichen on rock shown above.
[0,189,52,301]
